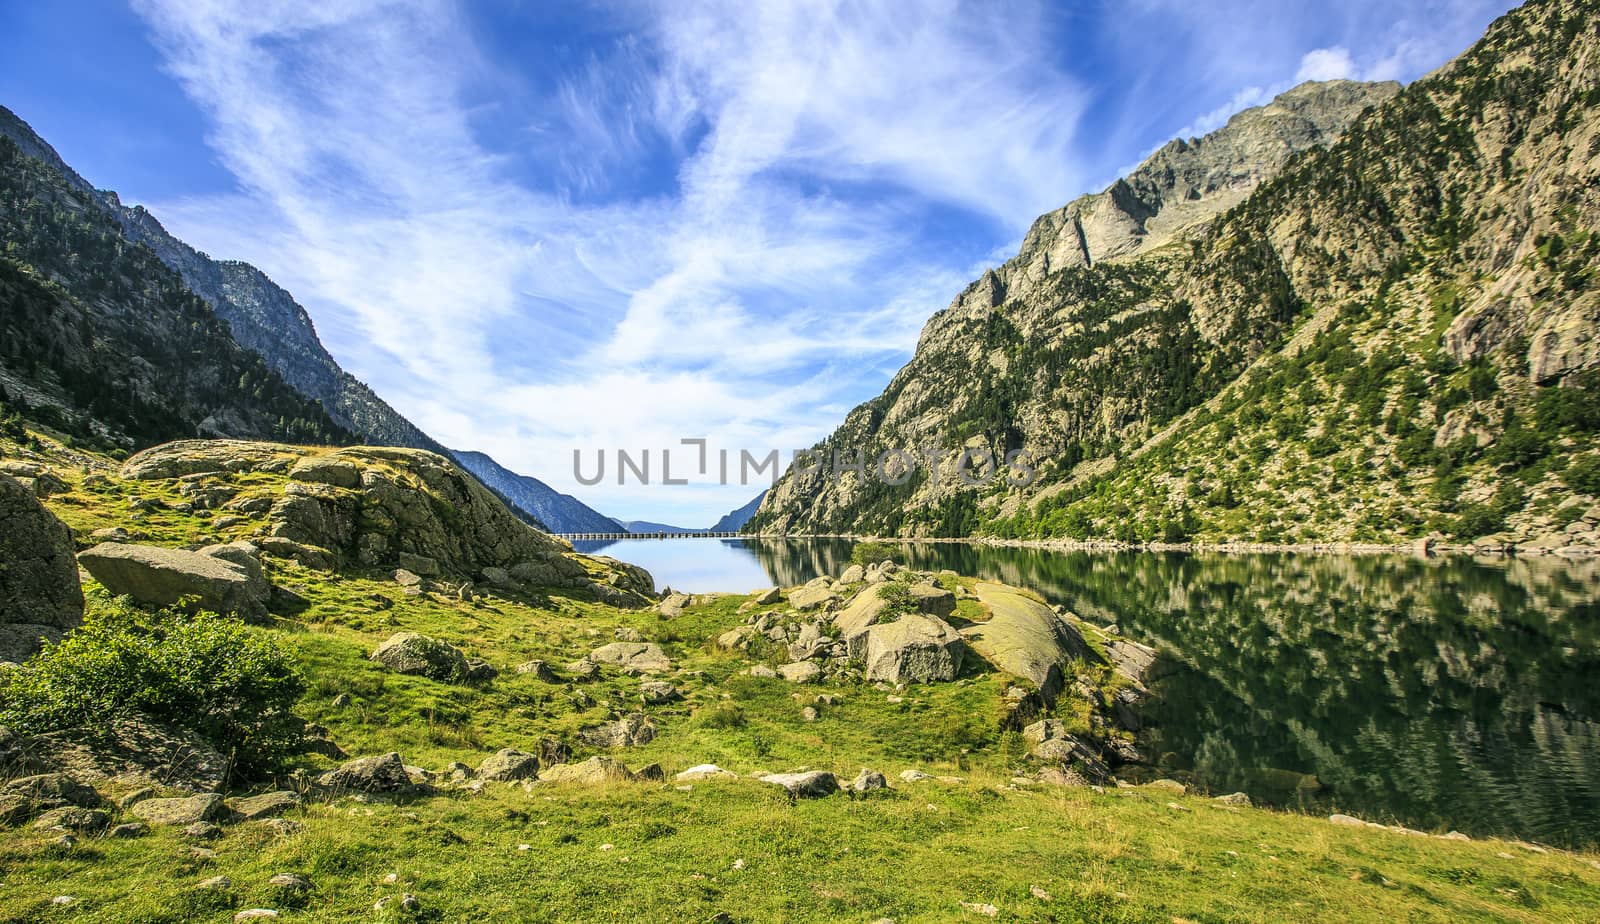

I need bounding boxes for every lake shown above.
[572,537,1600,847]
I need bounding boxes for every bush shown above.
[696,702,746,729]
[1452,503,1505,539]
[850,540,896,566]
[1565,456,1600,494]
[0,598,305,777]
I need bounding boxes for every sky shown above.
[0,0,1518,525]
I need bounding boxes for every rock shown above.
[752,587,782,605]
[899,769,934,782]
[838,564,865,584]
[964,583,1096,702]
[477,748,541,782]
[260,818,304,837]
[777,661,822,684]
[1105,637,1159,687]
[515,660,557,682]
[832,584,896,654]
[1143,779,1187,794]
[959,901,999,917]
[1037,768,1091,787]
[268,872,313,893]
[396,551,440,576]
[392,568,423,587]
[2,715,229,793]
[801,706,820,721]
[760,770,840,798]
[184,821,223,839]
[252,537,336,570]
[788,581,839,611]
[1329,813,1366,827]
[225,791,300,821]
[31,806,109,833]
[464,657,499,683]
[130,793,224,826]
[579,714,656,749]
[1214,792,1252,806]
[90,527,131,543]
[2,773,101,809]
[370,632,468,681]
[676,764,737,781]
[565,658,600,681]
[330,693,353,708]
[906,582,956,616]
[234,910,280,921]
[1022,720,1110,780]
[0,474,85,628]
[539,756,635,784]
[747,664,777,679]
[588,641,672,673]
[199,875,232,890]
[849,769,887,794]
[657,591,692,617]
[78,542,268,619]
[862,614,966,683]
[108,822,148,838]
[717,626,758,650]
[316,753,413,792]
[640,680,680,704]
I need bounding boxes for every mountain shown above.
[751,0,1600,549]
[619,521,704,534]
[711,490,767,532]
[0,106,441,455]
[451,450,621,533]
[0,127,350,449]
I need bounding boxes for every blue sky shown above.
[0,0,1517,524]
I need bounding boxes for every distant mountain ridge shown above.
[711,491,766,532]
[451,450,621,534]
[619,521,705,535]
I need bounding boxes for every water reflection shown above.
[578,537,1600,846]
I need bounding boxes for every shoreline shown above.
[734,533,1600,558]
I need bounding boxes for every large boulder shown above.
[316,753,413,792]
[832,584,895,653]
[578,714,656,749]
[477,748,540,782]
[964,583,1097,703]
[862,614,966,683]
[788,579,839,611]
[77,542,269,619]
[906,581,956,616]
[0,474,84,639]
[1,715,228,793]
[760,770,840,798]
[371,632,469,682]
[129,793,224,827]
[587,642,672,674]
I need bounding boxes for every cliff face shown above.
[752,0,1600,548]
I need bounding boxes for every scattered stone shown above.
[5,715,229,793]
[199,876,232,890]
[393,569,423,587]
[588,642,672,673]
[234,910,279,921]
[614,626,644,642]
[515,660,557,682]
[838,565,865,584]
[130,793,224,826]
[31,807,109,833]
[778,661,822,684]
[747,664,777,679]
[1214,792,1252,806]
[906,581,956,616]
[317,753,413,792]
[657,592,692,618]
[849,769,887,794]
[108,822,148,839]
[801,706,820,722]
[760,770,840,798]
[1329,813,1365,827]
[478,748,541,782]
[565,658,601,681]
[899,770,934,783]
[788,580,839,611]
[676,764,738,782]
[268,873,313,893]
[540,756,635,784]
[752,587,782,605]
[464,657,499,683]
[1030,885,1052,901]
[226,791,300,821]
[959,901,999,917]
[1037,768,1091,787]
[371,632,469,681]
[260,818,304,837]
[184,821,223,839]
[1143,779,1187,795]
[579,713,656,749]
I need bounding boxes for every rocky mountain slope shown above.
[752,0,1600,548]
[0,133,351,450]
[0,106,441,455]
[451,449,622,534]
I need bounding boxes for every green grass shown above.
[3,430,1599,921]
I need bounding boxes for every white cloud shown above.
[1296,46,1358,82]
[129,0,1092,523]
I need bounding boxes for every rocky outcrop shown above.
[315,753,414,793]
[0,715,229,793]
[578,714,656,749]
[0,474,84,646]
[963,583,1096,702]
[476,748,540,782]
[587,642,672,674]
[115,441,654,604]
[77,542,269,619]
[539,756,636,784]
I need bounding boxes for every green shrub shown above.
[1564,456,1600,494]
[1452,504,1505,539]
[696,702,746,729]
[0,597,305,777]
[850,540,896,566]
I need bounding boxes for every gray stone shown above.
[31,806,109,833]
[907,582,956,616]
[849,769,887,793]
[588,642,672,673]
[370,632,468,681]
[515,660,556,682]
[838,565,865,584]
[789,581,839,611]
[579,713,656,749]
[477,748,540,782]
[640,680,680,704]
[777,661,822,684]
[0,474,84,628]
[268,873,312,893]
[760,770,840,798]
[963,583,1096,702]
[862,614,966,683]
[78,542,268,619]
[225,791,300,821]
[108,822,148,838]
[752,587,782,605]
[539,756,635,784]
[565,658,600,681]
[130,793,224,826]
[3,715,228,793]
[184,821,223,839]
[316,753,412,792]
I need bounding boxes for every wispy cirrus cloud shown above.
[124,0,1517,524]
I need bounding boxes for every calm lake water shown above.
[576,537,1600,846]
